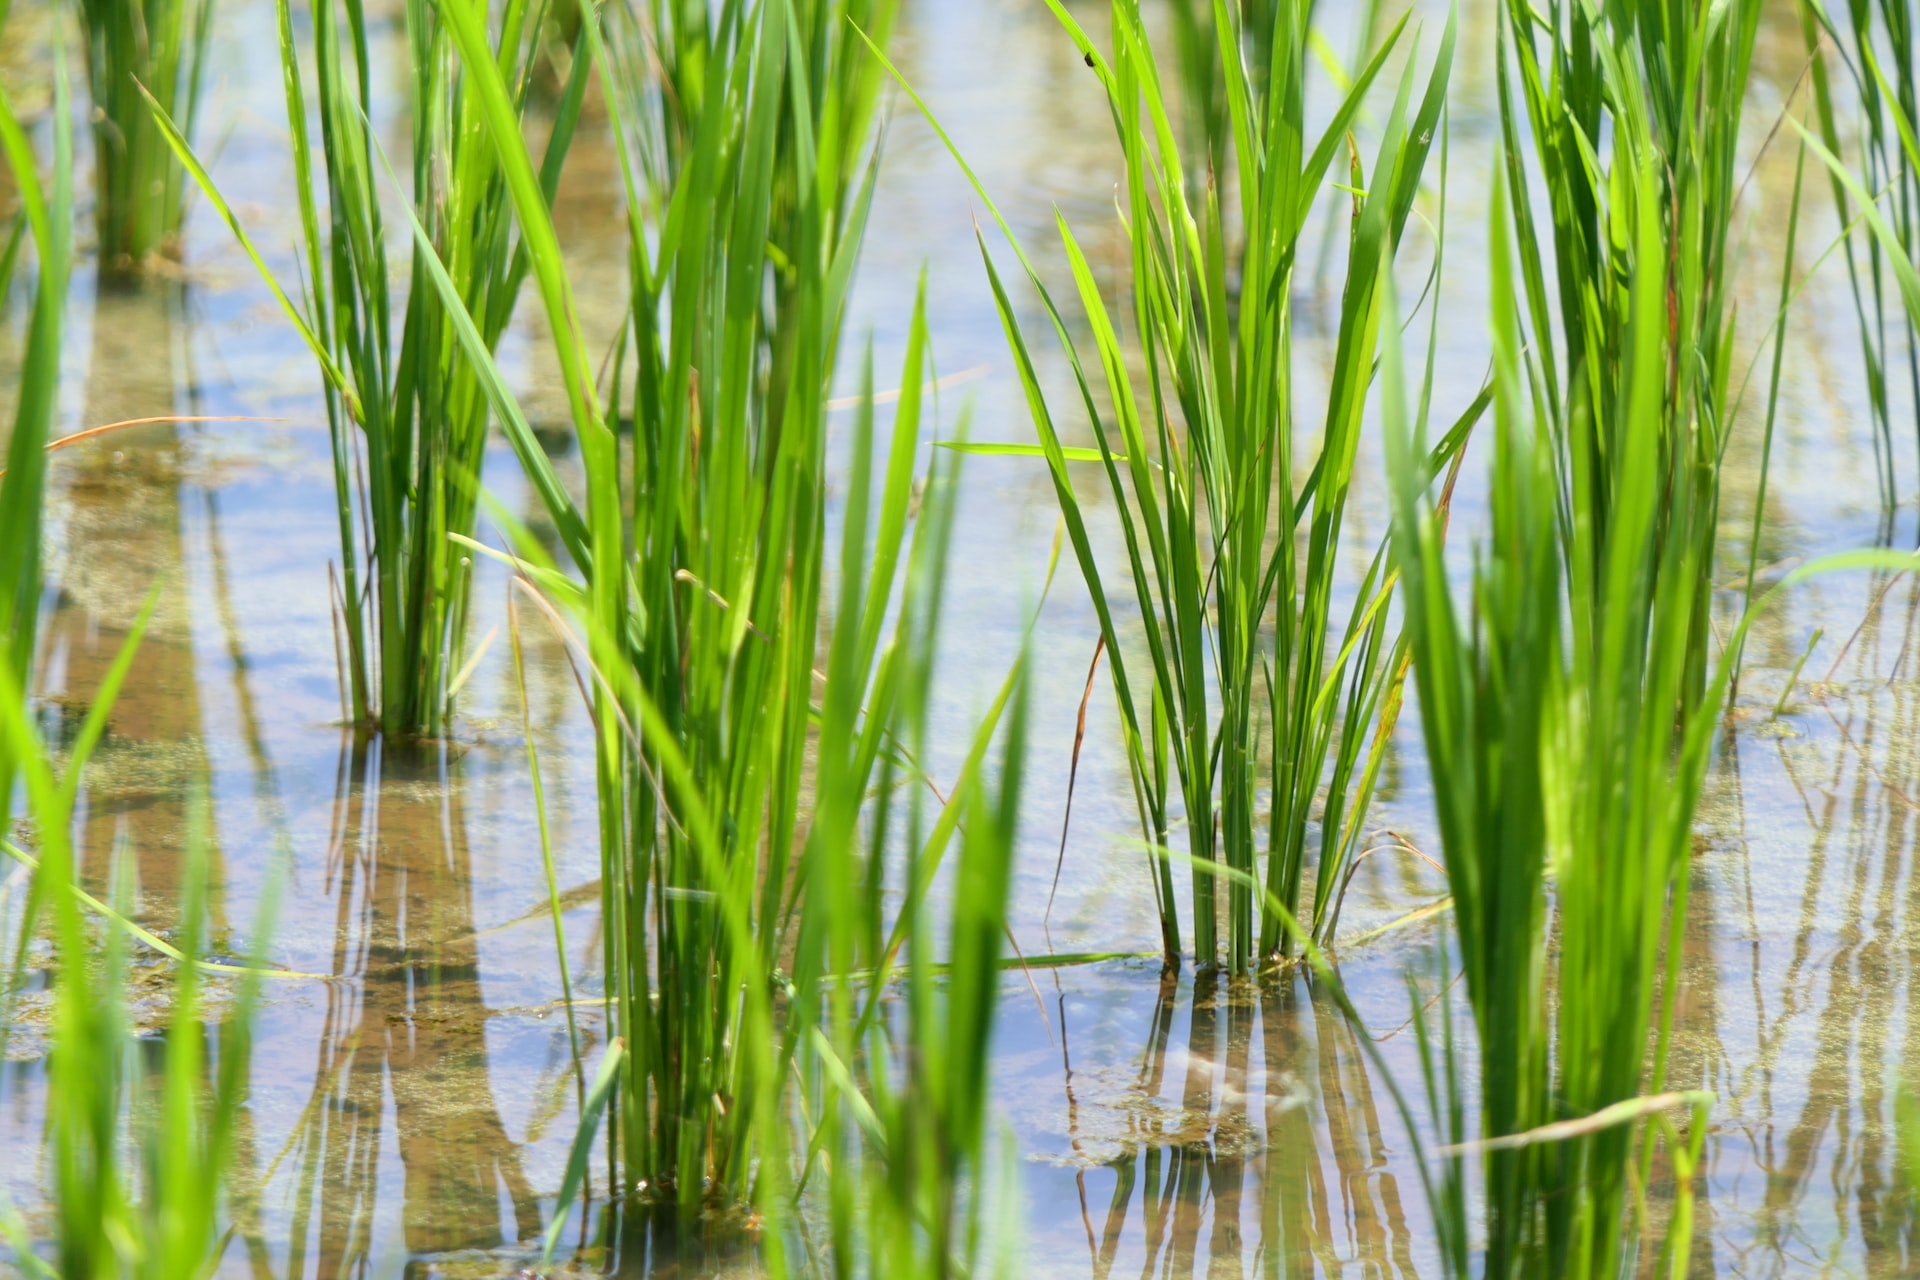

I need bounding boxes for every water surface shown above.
[4,1,1920,1276]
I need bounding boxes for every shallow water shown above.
[4,0,1920,1275]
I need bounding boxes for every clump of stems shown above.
[1497,0,1761,701]
[147,0,589,738]
[585,0,900,1214]
[76,0,213,277]
[873,0,1454,973]
[419,0,1038,1239]
[541,427,1030,1273]
[1387,152,1725,1276]
[1389,0,1811,1258]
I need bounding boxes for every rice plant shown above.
[0,32,70,859]
[146,0,590,738]
[1497,0,1762,704]
[804,618,1031,1280]
[1385,164,1555,1276]
[0,613,273,1278]
[1462,13,1840,1260]
[409,0,1049,1235]
[1382,0,1920,1246]
[76,0,213,277]
[0,30,69,1260]
[580,0,901,1216]
[0,706,264,1278]
[1388,148,1918,1268]
[530,422,1031,1272]
[1404,0,1774,1252]
[1384,152,1728,1276]
[1801,0,1918,509]
[1794,13,1920,405]
[870,1,1455,973]
[0,58,269,1246]
[746,307,1038,1263]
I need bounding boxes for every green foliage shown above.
[1385,163,1558,1278]
[418,5,1046,1265]
[808,625,1031,1280]
[1497,0,1761,705]
[0,30,64,1237]
[1386,150,1731,1276]
[0,19,71,821]
[418,1,1037,1251]
[0,601,273,1279]
[768,337,1029,1270]
[1900,1086,1920,1213]
[76,0,212,276]
[1489,3,1838,1255]
[869,1,1455,973]
[540,432,1028,1275]
[1432,8,1800,1257]
[146,0,588,737]
[29,0,1916,1273]
[581,0,901,1214]
[1383,0,1903,1260]
[1800,0,1919,509]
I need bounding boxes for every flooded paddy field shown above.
[4,0,1920,1275]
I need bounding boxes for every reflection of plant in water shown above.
[1724,581,1920,1271]
[1064,973,1419,1277]
[42,281,226,938]
[277,739,543,1275]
